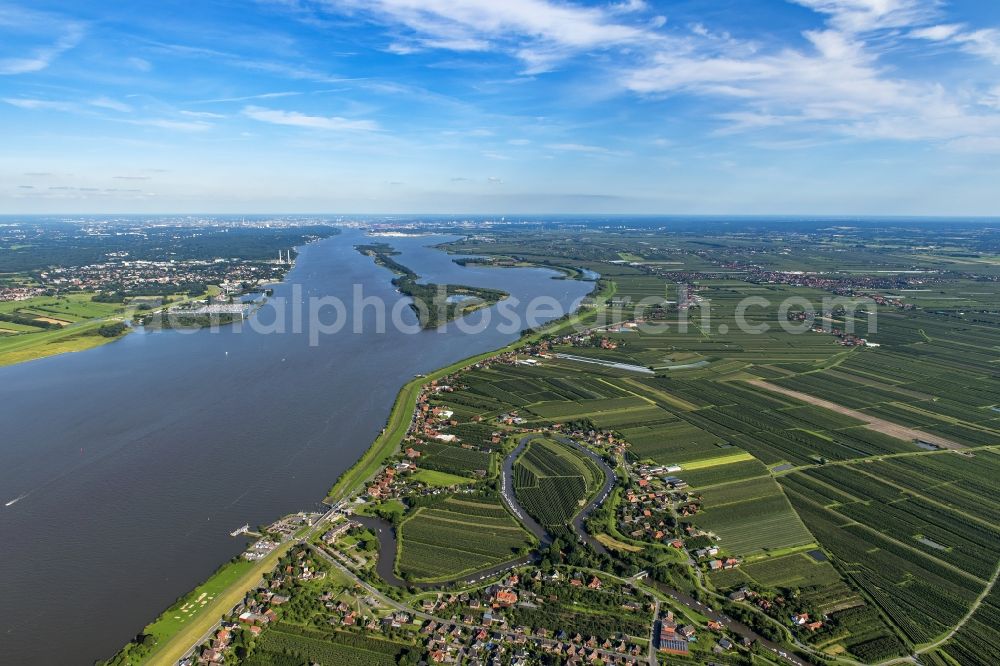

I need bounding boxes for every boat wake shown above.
[5,493,28,507]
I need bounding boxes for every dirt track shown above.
[747,379,967,450]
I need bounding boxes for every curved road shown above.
[354,432,616,589]
[503,434,616,555]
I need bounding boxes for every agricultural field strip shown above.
[849,461,1000,533]
[823,368,934,400]
[786,470,991,586]
[513,438,601,527]
[783,478,992,650]
[797,451,1000,529]
[920,562,1000,662]
[747,379,966,450]
[681,451,755,470]
[692,475,817,556]
[613,376,709,412]
[411,510,525,531]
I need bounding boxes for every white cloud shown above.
[89,97,132,113]
[180,110,226,119]
[442,128,493,136]
[322,0,652,71]
[126,56,152,72]
[130,118,213,132]
[190,91,302,104]
[5,96,135,114]
[546,142,622,155]
[242,105,379,131]
[952,28,1000,64]
[910,23,962,41]
[609,0,648,14]
[3,98,76,111]
[0,6,85,75]
[910,23,1000,64]
[788,0,935,33]
[946,136,1000,154]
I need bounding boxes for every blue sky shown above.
[1,0,999,215]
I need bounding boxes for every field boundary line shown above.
[747,379,967,450]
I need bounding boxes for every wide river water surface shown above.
[0,231,593,664]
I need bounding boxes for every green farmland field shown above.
[245,625,409,666]
[693,476,815,557]
[396,495,533,582]
[513,438,602,526]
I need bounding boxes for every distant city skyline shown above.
[2,0,1000,215]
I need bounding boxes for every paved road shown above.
[335,445,811,666]
[351,432,616,591]
[176,505,341,663]
[648,597,660,666]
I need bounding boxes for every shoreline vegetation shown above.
[138,312,243,330]
[355,242,508,329]
[100,544,295,666]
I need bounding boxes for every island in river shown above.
[355,242,508,328]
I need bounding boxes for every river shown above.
[0,230,593,664]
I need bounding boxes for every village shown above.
[36,255,289,298]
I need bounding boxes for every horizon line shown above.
[2,212,999,221]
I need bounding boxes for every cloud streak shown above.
[321,0,653,72]
[0,6,85,75]
[242,105,379,131]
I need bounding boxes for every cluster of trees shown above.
[538,531,610,573]
[96,632,157,666]
[97,322,128,337]
[0,312,61,329]
[507,580,650,640]
[139,312,239,330]
[722,602,786,643]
